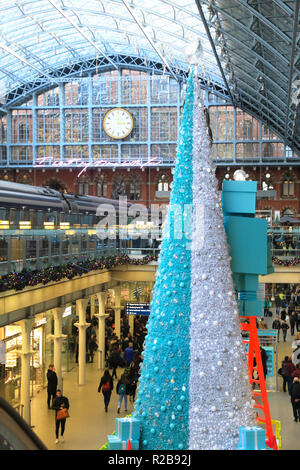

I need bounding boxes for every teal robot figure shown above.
[222,178,274,317]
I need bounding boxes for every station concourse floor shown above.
[30,313,300,451]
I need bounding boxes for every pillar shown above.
[19,318,34,425]
[113,286,122,339]
[74,298,90,385]
[51,307,67,391]
[95,292,108,370]
[128,314,135,335]
[90,295,96,322]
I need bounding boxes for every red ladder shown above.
[240,315,278,450]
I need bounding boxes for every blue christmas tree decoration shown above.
[132,70,195,450]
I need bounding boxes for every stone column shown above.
[50,307,67,391]
[19,318,34,425]
[95,292,108,370]
[90,295,96,323]
[128,314,135,335]
[113,286,122,339]
[74,298,90,385]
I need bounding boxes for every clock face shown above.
[103,108,133,139]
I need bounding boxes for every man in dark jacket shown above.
[272,317,281,342]
[47,364,58,409]
[290,377,300,422]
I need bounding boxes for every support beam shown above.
[95,292,108,370]
[74,298,90,386]
[19,318,34,425]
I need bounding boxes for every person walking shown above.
[109,346,121,379]
[280,356,289,392]
[290,377,300,422]
[87,334,98,363]
[124,342,134,366]
[98,369,113,412]
[285,357,296,394]
[46,364,58,410]
[116,374,129,414]
[290,311,296,336]
[272,317,281,342]
[281,320,290,342]
[52,389,70,444]
[296,310,300,333]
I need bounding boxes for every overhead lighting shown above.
[44,221,55,229]
[19,221,31,229]
[60,222,70,230]
[0,220,9,229]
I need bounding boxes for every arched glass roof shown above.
[0,0,223,90]
[0,1,299,156]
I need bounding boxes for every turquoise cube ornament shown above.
[238,426,266,450]
[222,180,257,216]
[224,216,268,275]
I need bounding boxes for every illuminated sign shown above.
[125,303,150,315]
[34,156,163,169]
[63,306,72,318]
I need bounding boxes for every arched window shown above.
[43,177,67,193]
[157,174,170,192]
[128,176,141,201]
[77,175,90,195]
[95,174,107,197]
[111,175,127,199]
[282,174,295,197]
[16,173,32,185]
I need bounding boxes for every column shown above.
[95,292,108,370]
[50,307,67,391]
[19,318,34,425]
[74,298,90,386]
[90,295,96,322]
[128,313,135,335]
[113,286,122,339]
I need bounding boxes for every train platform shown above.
[30,313,299,451]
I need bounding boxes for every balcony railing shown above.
[0,226,299,277]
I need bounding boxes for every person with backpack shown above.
[98,369,113,412]
[116,374,129,414]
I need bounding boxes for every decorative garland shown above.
[0,254,158,293]
[272,256,300,266]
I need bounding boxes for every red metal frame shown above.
[240,315,278,450]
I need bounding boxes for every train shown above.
[0,180,131,228]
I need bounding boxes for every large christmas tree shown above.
[133,69,256,450]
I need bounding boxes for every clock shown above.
[103,108,133,139]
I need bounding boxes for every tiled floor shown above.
[30,313,300,450]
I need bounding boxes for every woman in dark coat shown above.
[52,389,70,444]
[98,369,114,412]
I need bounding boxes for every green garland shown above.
[0,254,158,293]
